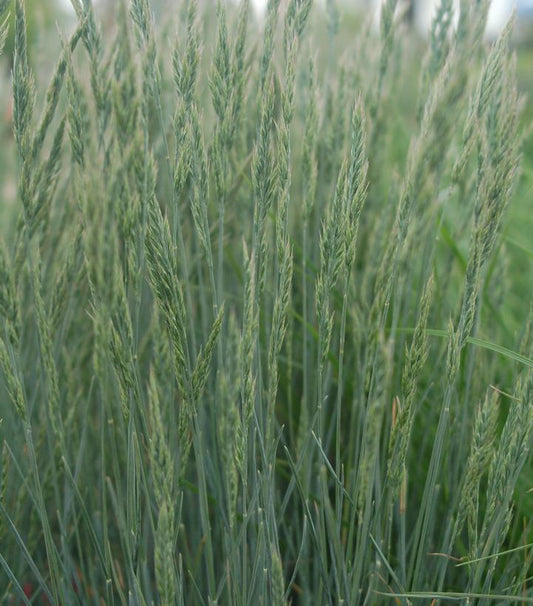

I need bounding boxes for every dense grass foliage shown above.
[0,0,532,603]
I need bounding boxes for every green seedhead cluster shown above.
[0,0,532,603]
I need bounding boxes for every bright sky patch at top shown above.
[57,0,533,31]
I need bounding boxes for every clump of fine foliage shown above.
[0,0,532,603]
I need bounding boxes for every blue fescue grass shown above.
[0,0,533,604]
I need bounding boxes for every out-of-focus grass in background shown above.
[508,33,533,321]
[1,0,67,229]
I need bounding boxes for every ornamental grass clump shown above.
[0,0,532,603]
